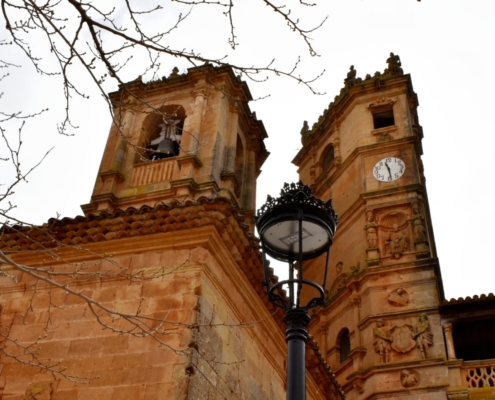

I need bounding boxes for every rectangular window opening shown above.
[373,110,395,129]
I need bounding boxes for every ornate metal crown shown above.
[255,181,338,224]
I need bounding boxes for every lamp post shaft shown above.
[255,182,339,399]
[284,308,311,400]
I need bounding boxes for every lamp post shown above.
[255,181,338,400]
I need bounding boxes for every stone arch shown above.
[321,143,335,171]
[337,327,351,364]
[137,105,186,162]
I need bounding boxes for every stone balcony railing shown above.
[461,360,495,388]
[131,158,177,187]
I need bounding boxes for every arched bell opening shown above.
[137,105,186,162]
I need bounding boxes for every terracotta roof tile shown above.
[443,292,495,304]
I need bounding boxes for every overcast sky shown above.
[1,0,494,300]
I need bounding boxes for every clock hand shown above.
[385,163,392,179]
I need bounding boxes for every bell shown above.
[155,138,177,158]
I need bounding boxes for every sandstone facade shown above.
[1,59,494,400]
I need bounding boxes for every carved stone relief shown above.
[330,261,363,299]
[24,382,53,400]
[365,208,413,262]
[366,227,378,248]
[400,369,420,388]
[364,209,380,266]
[414,313,433,359]
[379,211,410,259]
[373,319,392,363]
[373,316,433,363]
[365,203,432,263]
[350,262,360,276]
[386,53,403,77]
[385,230,409,258]
[413,219,426,241]
[329,274,348,298]
[388,288,409,306]
[317,323,329,336]
[390,324,416,353]
[300,120,309,144]
[411,200,430,257]
[344,65,359,89]
[349,295,361,308]
[368,96,397,110]
[366,209,375,224]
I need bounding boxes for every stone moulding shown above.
[367,97,397,110]
[343,359,448,397]
[446,390,470,400]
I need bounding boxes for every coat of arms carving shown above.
[390,324,416,353]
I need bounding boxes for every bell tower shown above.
[82,64,268,222]
[294,55,449,399]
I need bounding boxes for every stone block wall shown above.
[0,248,201,399]
[0,231,295,399]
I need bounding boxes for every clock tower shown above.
[294,55,450,399]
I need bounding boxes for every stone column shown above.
[350,295,362,347]
[334,137,341,159]
[333,127,342,167]
[243,149,256,210]
[318,324,329,361]
[174,88,208,191]
[349,291,367,372]
[188,88,208,155]
[443,323,457,360]
[112,109,135,171]
[224,103,239,174]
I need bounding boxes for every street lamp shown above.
[255,181,338,400]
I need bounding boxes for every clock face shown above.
[373,157,405,182]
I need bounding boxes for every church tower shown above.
[294,55,450,399]
[82,64,268,225]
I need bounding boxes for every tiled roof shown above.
[443,292,495,305]
[0,196,344,397]
[1,198,248,253]
[307,335,346,399]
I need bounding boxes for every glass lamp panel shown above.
[263,220,329,256]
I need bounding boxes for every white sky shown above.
[1,0,494,300]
